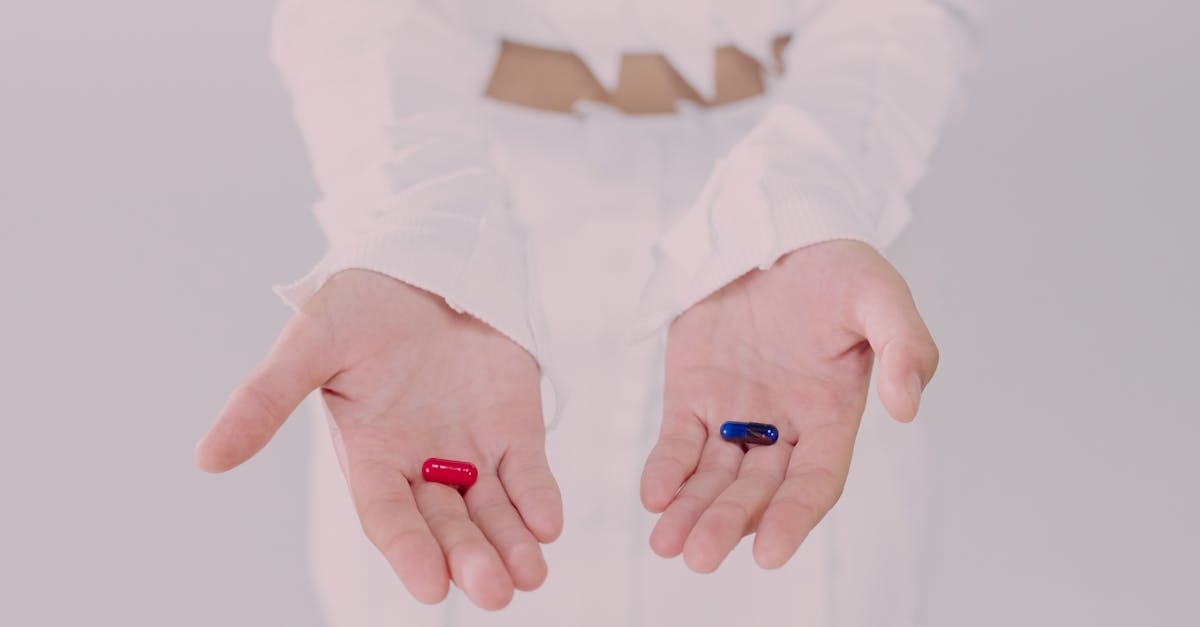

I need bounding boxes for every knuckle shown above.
[422,506,463,531]
[671,491,712,514]
[709,499,754,528]
[509,483,560,511]
[378,527,429,558]
[646,452,691,478]
[442,536,489,560]
[471,497,513,522]
[739,463,785,485]
[238,379,284,424]
[503,463,560,507]
[359,501,415,548]
[503,540,540,564]
[772,495,820,524]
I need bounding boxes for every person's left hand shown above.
[640,239,939,572]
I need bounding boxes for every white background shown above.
[1,1,1197,625]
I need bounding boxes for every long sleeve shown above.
[633,0,981,336]
[270,0,537,353]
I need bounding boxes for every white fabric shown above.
[632,0,977,334]
[267,2,978,624]
[271,0,978,360]
[307,98,928,627]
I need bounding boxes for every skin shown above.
[195,239,937,609]
[195,269,561,611]
[641,240,939,572]
[199,22,934,605]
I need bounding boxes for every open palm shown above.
[640,240,939,573]
[195,269,561,611]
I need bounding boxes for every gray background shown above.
[1,1,1196,625]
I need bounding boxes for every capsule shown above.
[719,421,779,446]
[422,458,478,489]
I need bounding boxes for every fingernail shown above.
[907,372,924,417]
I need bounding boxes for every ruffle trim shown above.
[629,103,896,338]
[274,204,537,358]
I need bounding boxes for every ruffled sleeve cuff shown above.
[630,102,909,337]
[274,205,537,357]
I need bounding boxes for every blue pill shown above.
[719,421,779,446]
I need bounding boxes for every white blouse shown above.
[271,0,981,357]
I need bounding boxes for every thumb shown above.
[856,276,939,423]
[195,312,338,473]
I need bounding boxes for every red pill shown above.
[422,458,478,489]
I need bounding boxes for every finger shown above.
[753,422,857,569]
[640,414,706,513]
[195,312,338,472]
[855,276,939,423]
[682,441,790,573]
[465,474,548,591]
[648,437,741,559]
[499,443,563,543]
[414,481,514,611]
[348,458,449,604]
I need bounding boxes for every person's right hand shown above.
[194,269,561,611]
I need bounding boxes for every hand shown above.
[640,240,938,572]
[195,269,561,610]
